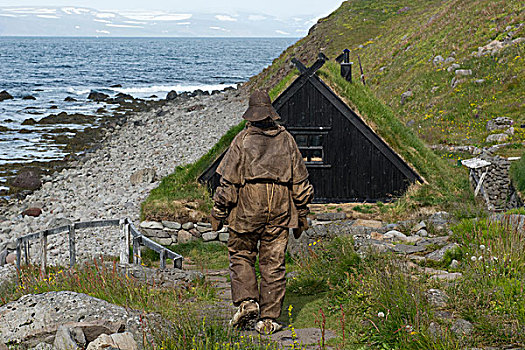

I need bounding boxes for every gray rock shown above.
[30,343,56,350]
[411,221,426,233]
[166,90,178,101]
[196,225,212,233]
[447,63,461,73]
[0,291,143,347]
[0,90,14,102]
[315,212,346,221]
[455,69,472,77]
[177,230,194,244]
[405,235,423,244]
[86,332,137,350]
[428,211,450,226]
[130,168,156,185]
[430,272,462,281]
[400,90,413,105]
[182,222,194,230]
[0,249,7,266]
[384,230,407,240]
[444,57,455,64]
[417,229,428,237]
[10,167,43,190]
[450,259,460,269]
[425,243,459,261]
[152,237,172,246]
[202,231,219,242]
[143,229,170,239]
[139,221,163,230]
[433,55,444,66]
[392,244,426,254]
[450,319,474,336]
[475,79,485,84]
[219,231,229,242]
[162,221,181,230]
[53,326,83,350]
[197,222,212,228]
[486,133,509,143]
[48,218,72,229]
[426,289,448,308]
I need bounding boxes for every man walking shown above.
[211,90,314,335]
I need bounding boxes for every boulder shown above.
[64,96,77,102]
[166,90,178,101]
[432,55,444,66]
[353,219,383,229]
[86,332,137,350]
[392,244,426,254]
[130,168,156,185]
[411,221,426,233]
[22,95,36,100]
[53,325,85,350]
[0,292,142,347]
[22,207,43,217]
[486,133,509,143]
[202,231,218,242]
[10,167,43,190]
[486,117,513,131]
[177,230,194,244]
[182,222,194,230]
[21,118,37,125]
[384,230,407,241]
[400,90,413,105]
[139,221,163,230]
[218,231,229,242]
[0,249,8,266]
[87,91,109,102]
[447,63,461,73]
[455,69,472,77]
[0,90,13,102]
[5,252,16,265]
[425,289,449,308]
[450,319,473,336]
[162,221,181,230]
[425,243,459,261]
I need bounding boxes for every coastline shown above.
[0,87,247,266]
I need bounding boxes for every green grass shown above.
[510,151,525,193]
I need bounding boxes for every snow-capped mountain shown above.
[0,7,318,37]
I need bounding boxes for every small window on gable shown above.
[293,134,325,164]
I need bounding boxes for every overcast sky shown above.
[0,0,344,17]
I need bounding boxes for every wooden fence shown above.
[15,218,183,274]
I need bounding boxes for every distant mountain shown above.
[0,6,317,37]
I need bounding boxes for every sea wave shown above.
[111,83,237,95]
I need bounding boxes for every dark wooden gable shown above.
[199,56,422,203]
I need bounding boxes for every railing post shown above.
[40,231,47,275]
[24,240,29,265]
[174,257,182,269]
[16,238,22,272]
[132,236,141,265]
[160,250,166,269]
[120,219,130,264]
[69,225,76,268]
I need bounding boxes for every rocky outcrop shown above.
[87,91,109,102]
[0,90,13,102]
[9,167,43,190]
[0,291,144,348]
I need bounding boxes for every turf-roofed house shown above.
[200,53,423,203]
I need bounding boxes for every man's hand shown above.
[211,216,223,232]
[293,216,309,239]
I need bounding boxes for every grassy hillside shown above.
[251,0,524,151]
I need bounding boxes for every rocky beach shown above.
[0,88,246,267]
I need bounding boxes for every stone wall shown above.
[470,154,522,211]
[139,220,229,246]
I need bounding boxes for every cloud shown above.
[0,13,18,17]
[62,7,90,15]
[37,15,61,19]
[177,22,191,25]
[94,19,111,23]
[119,11,191,21]
[275,30,290,35]
[209,26,230,32]
[215,15,237,22]
[96,30,110,34]
[123,20,147,24]
[248,15,266,21]
[106,23,144,28]
[4,8,56,15]
[96,12,116,18]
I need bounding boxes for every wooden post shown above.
[69,225,76,268]
[132,237,141,265]
[40,231,47,275]
[174,257,182,269]
[16,239,22,272]
[120,221,130,264]
[159,250,166,269]
[24,241,29,265]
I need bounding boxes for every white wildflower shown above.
[479,244,485,250]
[377,312,385,318]
[471,256,477,262]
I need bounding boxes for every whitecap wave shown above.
[111,83,236,95]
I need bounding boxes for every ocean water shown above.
[0,37,295,186]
